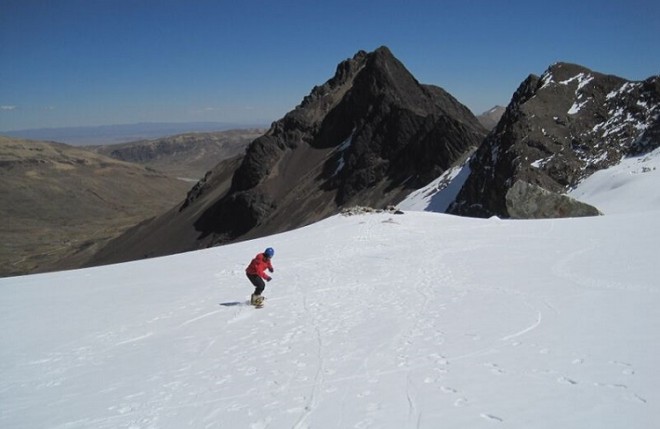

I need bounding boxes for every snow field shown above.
[2,209,659,428]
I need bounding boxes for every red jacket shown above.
[246,253,274,280]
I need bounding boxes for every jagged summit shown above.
[87,46,486,266]
[449,62,660,218]
[191,45,487,240]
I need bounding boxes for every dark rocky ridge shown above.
[87,46,487,265]
[449,62,660,218]
[193,46,486,242]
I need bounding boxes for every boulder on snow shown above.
[505,180,601,219]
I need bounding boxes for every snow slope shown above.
[2,150,660,428]
[398,157,471,213]
[568,147,660,214]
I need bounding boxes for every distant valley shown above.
[87,129,264,180]
[0,129,263,277]
[2,122,266,146]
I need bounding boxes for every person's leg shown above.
[254,280,265,295]
[247,273,265,297]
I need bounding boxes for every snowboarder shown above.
[246,247,275,306]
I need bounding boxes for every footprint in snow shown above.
[557,376,578,385]
[357,390,372,398]
[250,417,272,429]
[454,398,468,407]
[610,360,636,375]
[485,362,504,375]
[625,393,648,404]
[480,413,504,422]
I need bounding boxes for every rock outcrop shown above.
[505,180,601,219]
[450,63,660,218]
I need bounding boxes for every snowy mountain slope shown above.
[402,146,660,217]
[398,157,471,213]
[2,155,660,428]
[568,146,660,214]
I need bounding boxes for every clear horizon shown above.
[3,120,268,133]
[1,0,659,132]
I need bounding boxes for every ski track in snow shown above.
[500,311,542,341]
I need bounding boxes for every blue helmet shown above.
[264,247,275,258]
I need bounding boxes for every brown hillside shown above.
[0,136,190,277]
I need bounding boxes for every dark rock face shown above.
[505,180,601,219]
[88,46,486,264]
[450,63,660,218]
[192,46,486,242]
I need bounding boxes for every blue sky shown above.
[1,0,659,132]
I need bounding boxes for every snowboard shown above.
[251,295,265,308]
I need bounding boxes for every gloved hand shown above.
[268,267,274,273]
[266,276,272,282]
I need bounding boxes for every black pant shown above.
[246,273,265,295]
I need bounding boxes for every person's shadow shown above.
[219,301,246,307]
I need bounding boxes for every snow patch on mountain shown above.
[569,146,660,214]
[332,132,354,176]
[398,158,471,212]
[567,97,589,115]
[540,70,594,92]
[560,72,594,90]
[597,82,657,140]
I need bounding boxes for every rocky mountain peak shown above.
[289,49,370,130]
[88,46,487,265]
[449,63,660,218]
[228,46,416,193]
